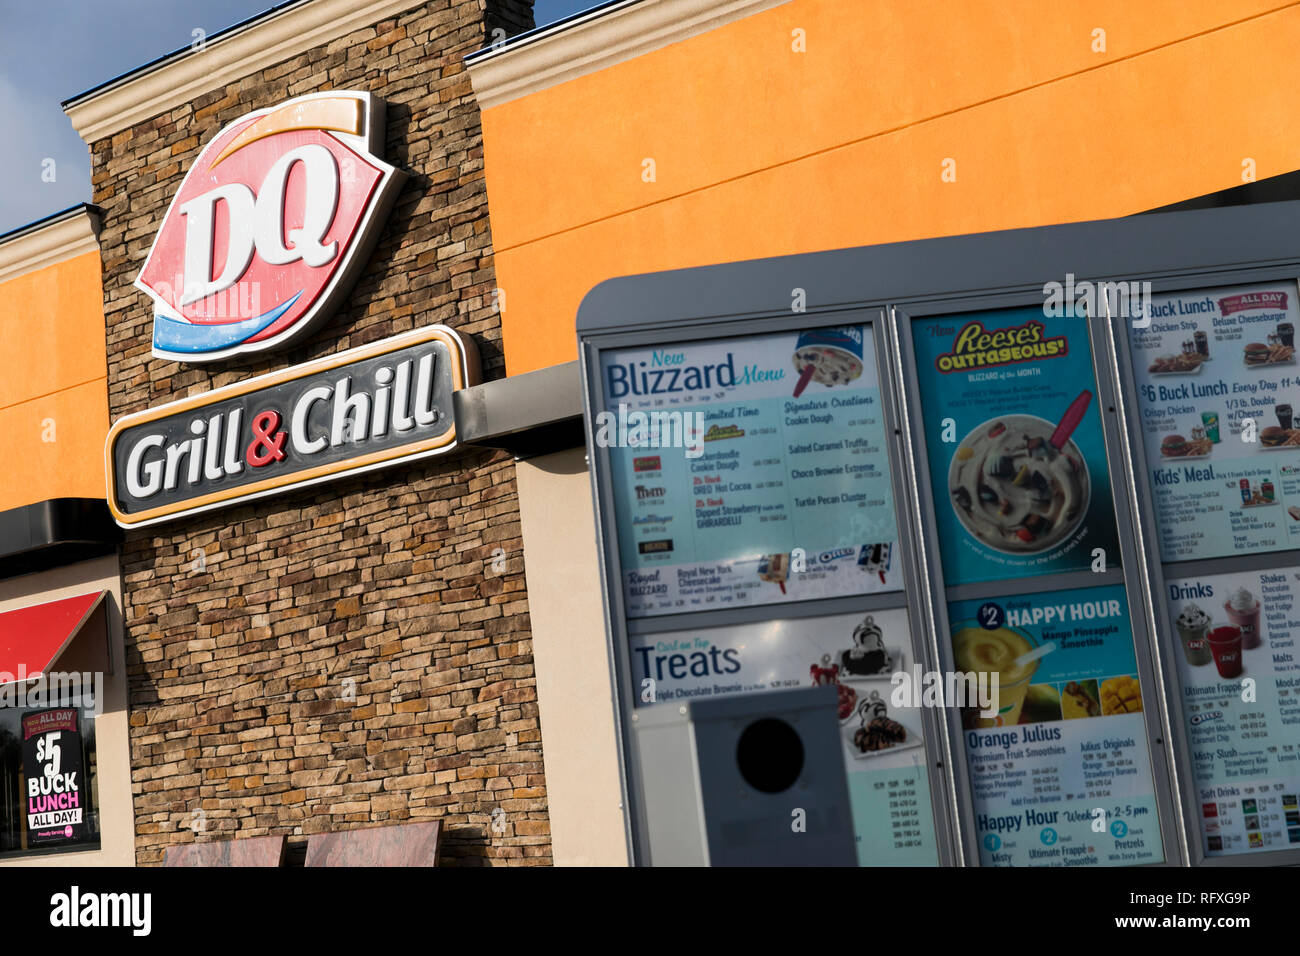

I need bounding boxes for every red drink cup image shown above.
[1207,626,1243,679]
[1224,587,1262,649]
[792,327,864,397]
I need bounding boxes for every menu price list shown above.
[1128,280,1300,562]
[604,326,901,617]
[1166,564,1300,856]
[948,585,1166,866]
[852,764,937,865]
[1197,785,1300,854]
[966,718,1163,866]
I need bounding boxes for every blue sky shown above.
[0,0,591,234]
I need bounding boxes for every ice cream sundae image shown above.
[810,655,856,720]
[791,327,864,397]
[841,614,890,676]
[851,692,907,753]
[948,393,1092,555]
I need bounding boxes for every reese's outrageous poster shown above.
[911,308,1121,587]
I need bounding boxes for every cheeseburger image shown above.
[1245,342,1270,365]
[1262,426,1288,447]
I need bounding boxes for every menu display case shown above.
[580,310,956,866]
[578,199,1300,867]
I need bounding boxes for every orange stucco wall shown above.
[0,249,109,510]
[480,0,1300,375]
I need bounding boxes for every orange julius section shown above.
[0,250,109,509]
[480,0,1300,374]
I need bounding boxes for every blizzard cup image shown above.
[791,326,864,397]
[952,623,1037,727]
[949,414,1090,554]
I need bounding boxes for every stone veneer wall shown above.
[87,0,547,865]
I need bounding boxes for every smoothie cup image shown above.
[952,623,1039,727]
[1207,626,1244,679]
[1175,602,1213,666]
[1224,587,1262,649]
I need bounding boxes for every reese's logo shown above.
[935,319,1068,373]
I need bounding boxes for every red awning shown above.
[0,590,108,688]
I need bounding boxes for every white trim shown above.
[64,0,425,143]
[468,0,793,109]
[0,208,101,286]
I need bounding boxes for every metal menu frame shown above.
[577,299,961,867]
[576,197,1300,867]
[1109,262,1300,867]
[890,291,1183,867]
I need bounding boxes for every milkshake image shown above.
[1224,586,1262,649]
[953,624,1037,727]
[1175,602,1213,666]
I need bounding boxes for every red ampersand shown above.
[246,409,287,466]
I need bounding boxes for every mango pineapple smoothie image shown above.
[952,624,1039,728]
[1100,675,1142,715]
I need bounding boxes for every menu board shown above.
[629,609,939,865]
[1128,281,1300,562]
[601,326,900,617]
[947,585,1165,866]
[1164,565,1300,856]
[911,308,1120,587]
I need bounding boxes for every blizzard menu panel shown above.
[1128,281,1300,562]
[948,585,1165,866]
[601,325,900,617]
[1165,565,1300,856]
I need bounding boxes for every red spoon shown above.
[793,363,816,398]
[1050,390,1092,450]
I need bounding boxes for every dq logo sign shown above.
[135,91,403,362]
